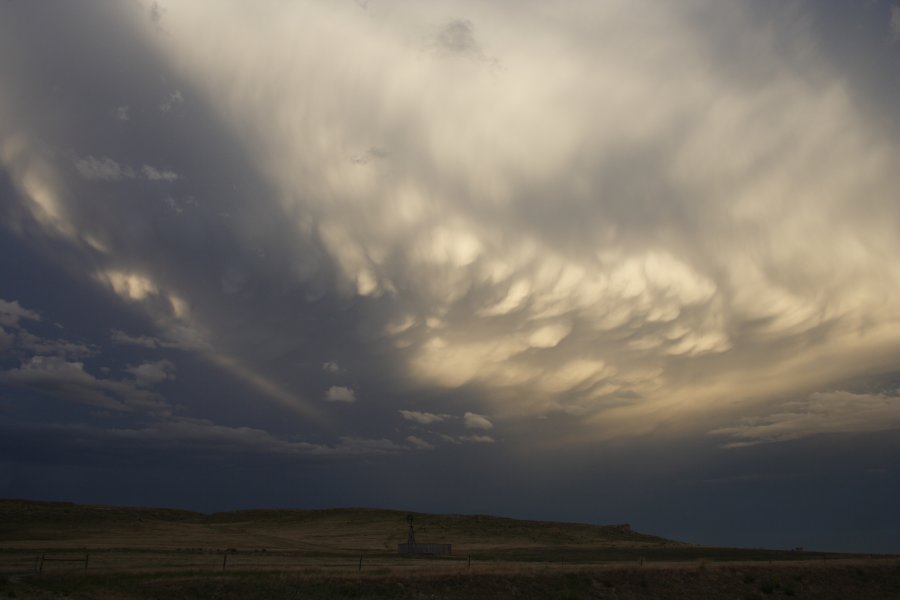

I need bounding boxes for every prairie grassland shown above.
[3,559,900,600]
[2,499,898,599]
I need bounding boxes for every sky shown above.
[2,0,900,554]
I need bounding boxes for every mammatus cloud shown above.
[130,0,900,441]
[712,390,900,448]
[3,0,900,451]
[350,147,390,166]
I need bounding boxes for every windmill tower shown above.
[398,513,451,556]
[406,514,416,547]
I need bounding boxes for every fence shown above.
[35,553,90,574]
[3,550,469,576]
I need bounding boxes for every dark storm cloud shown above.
[5,3,897,442]
[4,0,900,443]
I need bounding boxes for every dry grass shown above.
[2,499,898,599]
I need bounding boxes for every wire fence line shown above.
[0,550,488,576]
[2,551,894,578]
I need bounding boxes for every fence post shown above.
[84,553,90,572]
[38,553,45,575]
[358,554,363,573]
[222,553,228,572]
[467,554,471,569]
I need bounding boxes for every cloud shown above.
[74,156,180,183]
[113,105,130,122]
[63,0,892,438]
[405,435,434,450]
[891,6,900,42]
[463,411,493,430]
[322,361,343,374]
[398,409,449,425]
[325,385,356,403]
[0,298,93,359]
[0,356,171,414]
[0,299,40,328]
[159,89,183,113]
[12,330,94,360]
[109,329,166,349]
[428,18,497,66]
[350,147,390,166]
[140,165,180,182]
[109,329,196,352]
[711,390,900,447]
[435,19,477,54]
[75,156,134,181]
[125,360,176,386]
[459,434,494,444]
[4,0,900,448]
[149,1,164,25]
[8,418,410,458]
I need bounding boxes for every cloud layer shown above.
[1,0,900,464]
[130,0,900,436]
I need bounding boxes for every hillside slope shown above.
[0,498,672,555]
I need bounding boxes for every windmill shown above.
[406,514,416,547]
[397,513,451,557]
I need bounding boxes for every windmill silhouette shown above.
[398,513,451,556]
[406,514,416,547]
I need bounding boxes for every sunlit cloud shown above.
[464,412,493,430]
[712,390,900,448]
[398,410,449,425]
[2,0,900,452]
[124,0,900,439]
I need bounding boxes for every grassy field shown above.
[1,498,898,599]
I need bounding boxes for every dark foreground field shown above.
[4,562,900,600]
[1,499,898,599]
